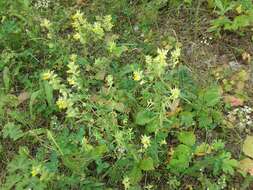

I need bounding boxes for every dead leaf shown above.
[18,91,30,104]
[224,95,243,107]
[236,81,245,91]
[242,52,251,64]
[238,158,253,176]
[243,136,253,158]
[76,0,86,5]
[166,99,182,117]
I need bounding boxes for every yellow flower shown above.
[67,77,76,85]
[72,20,80,29]
[236,5,242,14]
[56,97,68,110]
[42,70,54,80]
[141,135,151,149]
[159,139,167,146]
[133,70,143,81]
[73,33,81,40]
[72,10,83,21]
[170,87,180,100]
[40,19,51,29]
[31,165,41,177]
[156,48,168,65]
[122,176,130,190]
[171,46,181,67]
[70,54,77,62]
[47,33,52,39]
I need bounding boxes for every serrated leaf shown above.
[178,131,196,146]
[180,111,194,126]
[203,87,221,107]
[168,144,192,173]
[139,157,154,171]
[129,166,142,184]
[135,110,155,126]
[2,122,24,141]
[243,136,253,158]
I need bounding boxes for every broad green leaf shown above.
[178,131,196,146]
[146,119,159,133]
[180,111,194,126]
[203,87,221,107]
[167,144,192,173]
[139,157,154,171]
[90,145,108,159]
[135,110,155,125]
[243,136,253,158]
[2,122,24,141]
[198,112,213,129]
[222,158,238,175]
[129,166,142,184]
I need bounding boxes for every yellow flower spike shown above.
[40,19,51,29]
[159,139,167,146]
[156,48,168,65]
[56,97,68,110]
[157,48,168,60]
[236,5,242,14]
[67,78,76,86]
[133,70,143,81]
[72,10,83,21]
[70,54,77,62]
[170,87,180,100]
[171,46,181,67]
[122,176,130,190]
[72,21,80,29]
[42,70,54,81]
[73,33,81,40]
[141,135,151,149]
[31,165,41,177]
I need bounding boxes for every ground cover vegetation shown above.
[1,0,253,189]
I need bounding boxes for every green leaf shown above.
[139,157,154,171]
[203,87,221,107]
[178,131,196,146]
[215,0,224,12]
[146,119,159,133]
[222,157,238,175]
[243,136,253,158]
[129,166,142,184]
[135,110,155,126]
[198,112,213,129]
[43,81,54,107]
[3,66,10,92]
[2,122,24,141]
[180,111,194,126]
[90,145,108,159]
[167,144,192,173]
[29,90,41,118]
